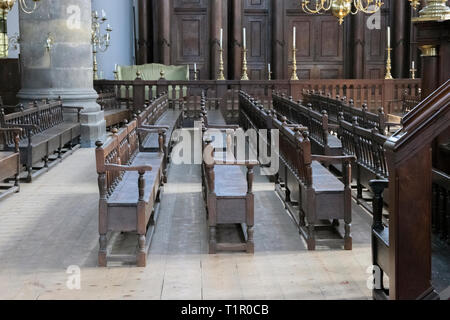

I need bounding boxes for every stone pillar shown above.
[17,0,106,148]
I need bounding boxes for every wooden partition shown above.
[95,78,421,119]
[384,80,449,300]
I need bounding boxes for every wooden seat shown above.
[95,119,167,267]
[141,110,182,151]
[107,152,164,206]
[214,165,247,197]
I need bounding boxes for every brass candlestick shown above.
[291,47,299,81]
[217,48,225,80]
[194,70,199,81]
[385,47,393,80]
[410,66,417,80]
[241,48,249,81]
[268,71,272,81]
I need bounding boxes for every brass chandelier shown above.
[0,0,41,58]
[301,0,384,25]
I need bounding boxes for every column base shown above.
[80,111,107,148]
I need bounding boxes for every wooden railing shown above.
[94,78,421,118]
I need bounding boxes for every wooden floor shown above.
[0,145,374,300]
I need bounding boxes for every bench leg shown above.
[246,225,254,254]
[209,226,217,254]
[26,166,32,183]
[14,173,19,188]
[98,234,107,267]
[137,235,147,267]
[58,147,62,159]
[44,156,49,168]
[299,209,306,227]
[344,222,352,250]
[306,222,316,251]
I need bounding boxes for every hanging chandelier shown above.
[301,0,384,25]
[409,0,450,21]
[0,0,41,15]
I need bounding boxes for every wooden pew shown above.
[0,99,83,182]
[0,128,21,200]
[273,92,342,157]
[240,90,355,250]
[137,93,183,159]
[338,114,389,202]
[97,89,130,129]
[432,169,450,245]
[303,90,386,134]
[272,116,355,250]
[95,119,167,267]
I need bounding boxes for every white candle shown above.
[243,28,246,50]
[114,64,118,71]
[412,61,415,69]
[220,28,223,49]
[268,64,271,73]
[387,27,391,48]
[194,63,197,73]
[293,27,296,48]
[102,9,106,18]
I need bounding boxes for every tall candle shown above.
[102,9,106,18]
[243,28,246,50]
[220,28,223,49]
[387,27,391,48]
[194,63,197,73]
[268,63,271,73]
[412,61,415,69]
[114,64,118,71]
[293,27,296,48]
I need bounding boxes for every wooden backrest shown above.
[272,115,312,187]
[97,90,120,111]
[137,93,169,126]
[95,120,139,197]
[338,115,389,179]
[304,91,385,133]
[239,91,272,131]
[273,93,329,148]
[0,99,66,143]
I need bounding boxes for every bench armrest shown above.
[140,125,169,132]
[212,159,259,166]
[207,124,240,130]
[0,127,22,152]
[104,164,153,173]
[3,123,39,146]
[311,155,356,164]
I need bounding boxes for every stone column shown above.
[394,0,406,78]
[272,0,284,79]
[353,13,364,79]
[17,0,106,148]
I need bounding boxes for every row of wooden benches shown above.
[239,91,355,250]
[0,99,83,201]
[94,93,183,267]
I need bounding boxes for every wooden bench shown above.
[97,89,130,129]
[303,90,386,134]
[0,99,83,182]
[202,137,258,254]
[432,169,450,245]
[338,114,389,203]
[0,128,21,200]
[273,92,342,157]
[138,93,183,157]
[95,119,167,267]
[272,116,355,250]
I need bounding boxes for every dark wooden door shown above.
[171,0,210,79]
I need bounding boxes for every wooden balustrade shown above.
[95,78,421,120]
